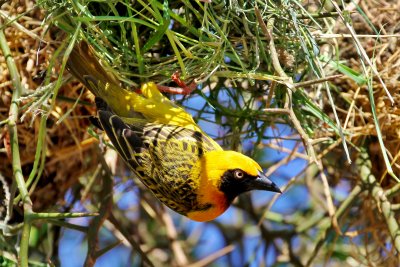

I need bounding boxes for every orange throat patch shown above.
[187,191,229,222]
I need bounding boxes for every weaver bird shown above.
[67,42,281,222]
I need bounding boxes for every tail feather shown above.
[67,42,143,118]
[67,42,119,89]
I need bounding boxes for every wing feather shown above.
[97,107,220,215]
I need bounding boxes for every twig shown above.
[108,213,154,267]
[187,245,235,267]
[0,10,47,43]
[260,142,309,160]
[255,8,293,89]
[343,87,361,129]
[160,208,188,266]
[297,11,355,19]
[293,75,343,88]
[264,144,301,176]
[314,33,400,39]
[265,80,276,108]
[386,183,400,198]
[84,149,113,267]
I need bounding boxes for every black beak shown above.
[250,171,282,193]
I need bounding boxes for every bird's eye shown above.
[234,170,244,179]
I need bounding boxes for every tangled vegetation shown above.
[1,0,399,266]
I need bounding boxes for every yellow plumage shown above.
[67,42,281,221]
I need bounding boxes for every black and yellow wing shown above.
[96,99,221,215]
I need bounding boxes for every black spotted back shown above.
[97,106,218,215]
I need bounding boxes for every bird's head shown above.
[188,150,281,221]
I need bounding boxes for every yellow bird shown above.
[67,42,281,222]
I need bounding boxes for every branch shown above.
[84,158,113,267]
[0,17,32,267]
[255,6,340,236]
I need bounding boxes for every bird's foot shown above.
[156,71,196,95]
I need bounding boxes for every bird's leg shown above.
[156,71,197,95]
[171,71,197,94]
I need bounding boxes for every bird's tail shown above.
[67,42,119,93]
[67,42,202,131]
[67,42,144,117]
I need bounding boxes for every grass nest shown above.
[0,2,98,215]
